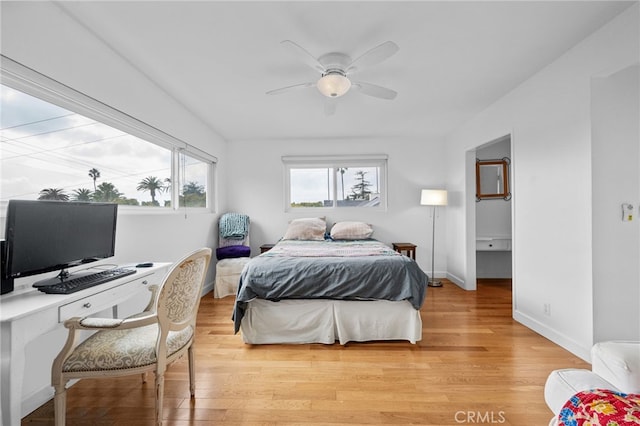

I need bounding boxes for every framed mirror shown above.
[476,158,511,201]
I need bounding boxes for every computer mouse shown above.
[136,262,154,268]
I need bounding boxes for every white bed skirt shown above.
[240,298,422,345]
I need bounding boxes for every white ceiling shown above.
[59,1,633,142]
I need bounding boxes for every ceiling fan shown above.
[266,40,399,111]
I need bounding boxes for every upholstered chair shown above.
[51,247,212,426]
[214,213,251,298]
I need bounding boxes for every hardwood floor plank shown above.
[22,279,587,425]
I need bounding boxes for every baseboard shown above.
[202,280,214,296]
[446,272,472,290]
[443,269,590,361]
[21,386,54,418]
[513,309,591,362]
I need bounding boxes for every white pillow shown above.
[282,217,326,241]
[330,221,373,240]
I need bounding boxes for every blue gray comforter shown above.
[232,239,428,333]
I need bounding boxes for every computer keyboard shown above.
[37,268,137,294]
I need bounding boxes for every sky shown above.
[0,84,200,205]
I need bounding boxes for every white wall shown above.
[445,4,639,360]
[226,137,448,277]
[591,63,640,342]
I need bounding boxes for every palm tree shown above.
[72,188,93,202]
[136,176,165,206]
[338,167,348,200]
[88,168,101,191]
[93,182,123,202]
[38,188,69,201]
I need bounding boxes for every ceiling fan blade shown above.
[346,41,399,74]
[280,40,325,73]
[324,98,337,116]
[266,82,316,95]
[352,81,397,100]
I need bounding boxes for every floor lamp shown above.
[421,189,448,287]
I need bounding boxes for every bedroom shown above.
[1,1,639,424]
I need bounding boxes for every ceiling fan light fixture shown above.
[317,71,351,98]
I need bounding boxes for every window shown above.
[0,56,215,211]
[283,155,387,210]
[179,153,209,208]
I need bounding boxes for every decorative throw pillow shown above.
[330,221,374,240]
[282,217,326,241]
[216,245,251,260]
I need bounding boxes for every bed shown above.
[232,219,429,345]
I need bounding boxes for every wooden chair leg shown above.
[188,344,196,397]
[53,384,67,426]
[155,373,165,426]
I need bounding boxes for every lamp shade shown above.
[317,72,351,98]
[420,189,448,206]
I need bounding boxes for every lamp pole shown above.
[429,205,442,287]
[421,189,447,287]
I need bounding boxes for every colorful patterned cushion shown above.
[558,388,640,426]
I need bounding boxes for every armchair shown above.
[51,247,212,426]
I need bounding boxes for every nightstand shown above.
[260,244,275,253]
[392,242,416,260]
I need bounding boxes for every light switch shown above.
[622,203,634,222]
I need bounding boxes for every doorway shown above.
[475,135,513,288]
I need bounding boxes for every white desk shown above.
[0,263,170,426]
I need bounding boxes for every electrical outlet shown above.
[544,303,551,316]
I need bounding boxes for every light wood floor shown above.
[23,279,588,425]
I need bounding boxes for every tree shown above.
[72,188,93,202]
[118,197,140,206]
[180,181,206,207]
[93,182,123,202]
[182,181,204,195]
[38,188,69,201]
[136,176,165,206]
[88,168,101,191]
[350,170,372,200]
[338,167,348,200]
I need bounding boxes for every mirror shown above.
[476,158,511,201]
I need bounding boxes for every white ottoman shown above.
[214,257,251,298]
[592,340,640,394]
[544,341,640,425]
[544,368,617,416]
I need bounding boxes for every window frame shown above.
[0,55,217,214]
[283,154,388,212]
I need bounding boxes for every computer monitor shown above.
[1,200,118,293]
